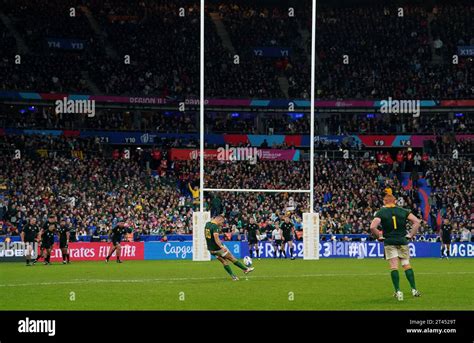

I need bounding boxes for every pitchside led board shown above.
[0,242,144,262]
[0,242,38,262]
[143,241,474,260]
[1,240,473,262]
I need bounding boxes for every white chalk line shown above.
[1,271,473,288]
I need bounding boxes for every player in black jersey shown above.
[37,215,58,265]
[21,217,40,266]
[106,221,129,263]
[440,219,452,259]
[245,217,260,259]
[57,219,71,264]
[281,216,295,259]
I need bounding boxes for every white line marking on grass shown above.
[1,271,474,288]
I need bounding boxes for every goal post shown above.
[193,0,209,263]
[193,0,320,261]
[193,211,211,261]
[305,0,318,260]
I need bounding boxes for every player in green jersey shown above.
[205,216,254,281]
[370,194,422,301]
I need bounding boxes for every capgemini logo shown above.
[164,243,193,258]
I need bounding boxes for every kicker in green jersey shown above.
[205,221,221,251]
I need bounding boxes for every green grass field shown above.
[2,258,473,310]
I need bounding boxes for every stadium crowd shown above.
[205,2,310,98]
[315,3,473,100]
[1,0,199,97]
[0,135,472,242]
[0,1,472,99]
[86,0,199,97]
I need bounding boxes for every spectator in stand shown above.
[459,227,471,242]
